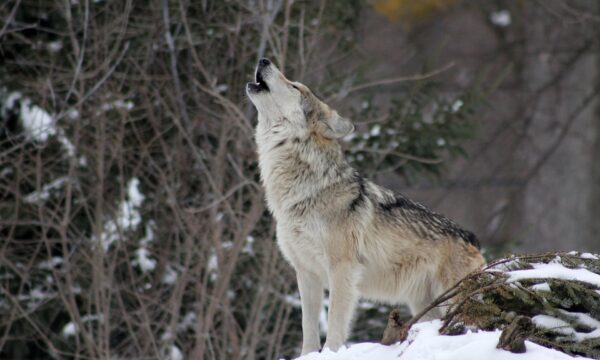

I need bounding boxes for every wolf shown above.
[246,58,485,355]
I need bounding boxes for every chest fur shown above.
[257,135,349,220]
[276,217,330,279]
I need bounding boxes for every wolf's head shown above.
[246,58,354,140]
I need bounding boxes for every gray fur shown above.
[247,60,485,354]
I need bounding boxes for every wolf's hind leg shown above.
[323,262,360,351]
[297,270,323,355]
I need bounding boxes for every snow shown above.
[96,178,145,251]
[319,300,328,335]
[23,176,70,203]
[554,310,600,341]
[127,178,145,207]
[506,262,600,287]
[166,345,183,360]
[4,91,22,109]
[47,40,63,52]
[243,235,255,254]
[135,248,157,272]
[559,310,600,330]
[530,282,550,291]
[207,252,219,281]
[62,322,78,337]
[532,315,574,336]
[357,300,377,310]
[177,311,197,332]
[299,343,402,360]
[284,293,302,307]
[140,221,155,245]
[100,99,134,112]
[227,289,236,300]
[370,125,381,137]
[343,133,356,142]
[134,222,156,272]
[297,257,594,360]
[490,10,511,27]
[16,286,56,310]
[117,179,144,230]
[580,253,598,260]
[61,314,103,338]
[549,256,562,264]
[216,84,229,93]
[487,259,520,271]
[3,91,79,158]
[574,328,600,341]
[451,99,463,113]
[221,240,234,250]
[66,108,80,120]
[57,132,76,157]
[162,266,178,284]
[29,288,54,300]
[38,257,64,269]
[20,99,56,142]
[532,313,600,341]
[296,320,584,360]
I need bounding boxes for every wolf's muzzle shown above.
[247,58,271,94]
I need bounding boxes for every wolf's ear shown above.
[322,112,354,139]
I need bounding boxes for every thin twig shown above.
[162,0,191,128]
[328,62,455,102]
[0,0,21,39]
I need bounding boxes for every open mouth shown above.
[247,69,269,93]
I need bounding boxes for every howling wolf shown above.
[246,58,484,355]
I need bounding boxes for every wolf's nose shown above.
[259,58,271,67]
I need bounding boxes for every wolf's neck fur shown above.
[255,115,352,217]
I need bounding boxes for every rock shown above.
[381,309,409,345]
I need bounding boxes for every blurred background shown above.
[0,0,598,359]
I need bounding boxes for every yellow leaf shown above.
[371,0,457,23]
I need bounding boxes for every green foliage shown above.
[441,253,600,358]
[345,81,484,181]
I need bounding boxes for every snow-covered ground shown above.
[295,253,600,360]
[295,320,590,360]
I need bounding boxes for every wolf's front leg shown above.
[323,262,360,351]
[297,270,324,355]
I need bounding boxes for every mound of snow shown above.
[295,320,590,360]
[506,262,600,287]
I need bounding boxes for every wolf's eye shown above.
[291,84,300,91]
